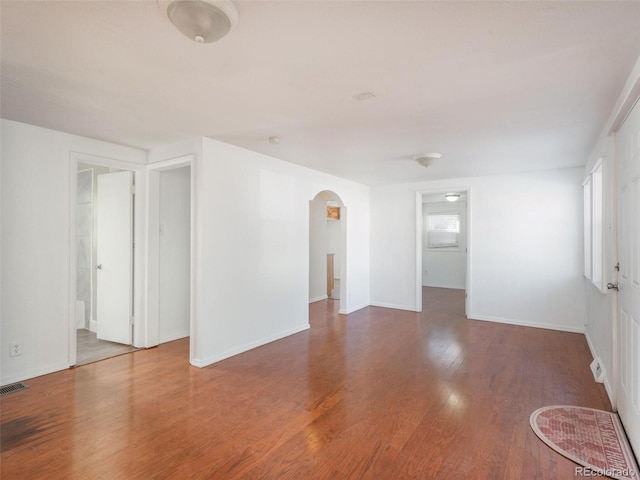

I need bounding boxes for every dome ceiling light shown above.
[163,0,238,43]
[413,153,442,168]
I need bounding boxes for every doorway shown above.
[147,156,193,353]
[415,188,471,313]
[158,166,191,343]
[309,190,347,313]
[72,158,140,366]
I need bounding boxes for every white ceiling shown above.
[2,1,640,185]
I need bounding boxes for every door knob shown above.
[607,282,619,291]
[95,264,102,270]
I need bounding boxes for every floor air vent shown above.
[0,382,28,396]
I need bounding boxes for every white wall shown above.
[422,201,467,289]
[158,166,191,343]
[1,119,146,385]
[371,168,586,332]
[2,125,369,379]
[190,137,369,367]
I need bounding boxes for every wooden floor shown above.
[76,329,139,366]
[1,288,611,479]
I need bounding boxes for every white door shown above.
[96,171,133,345]
[615,96,640,455]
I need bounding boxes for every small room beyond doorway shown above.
[309,191,345,309]
[421,192,468,290]
[157,165,191,344]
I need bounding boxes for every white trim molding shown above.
[468,314,585,334]
[369,302,417,313]
[585,330,616,410]
[309,295,329,303]
[416,187,472,315]
[191,324,310,368]
[1,362,70,387]
[339,303,369,315]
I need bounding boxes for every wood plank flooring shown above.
[1,288,612,479]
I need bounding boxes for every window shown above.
[583,159,604,290]
[426,213,460,248]
[583,177,592,278]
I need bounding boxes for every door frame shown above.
[68,152,147,366]
[308,190,348,314]
[415,187,472,313]
[145,155,195,359]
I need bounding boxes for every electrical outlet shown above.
[10,342,22,357]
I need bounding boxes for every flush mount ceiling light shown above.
[353,91,376,101]
[445,193,461,202]
[162,0,238,43]
[413,153,442,168]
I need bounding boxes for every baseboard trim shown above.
[585,330,616,409]
[1,361,70,386]
[309,295,328,304]
[422,284,465,290]
[191,324,310,368]
[89,319,97,333]
[369,302,417,312]
[159,331,190,345]
[339,303,369,315]
[468,314,585,334]
[604,376,616,411]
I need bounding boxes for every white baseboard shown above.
[191,324,310,368]
[422,284,465,290]
[159,331,190,345]
[1,361,70,387]
[603,377,616,410]
[89,319,97,333]
[585,330,598,366]
[468,314,585,334]
[339,303,369,315]
[309,295,328,303]
[369,302,417,312]
[585,330,616,409]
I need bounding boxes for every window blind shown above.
[426,213,460,248]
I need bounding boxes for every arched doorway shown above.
[309,190,346,313]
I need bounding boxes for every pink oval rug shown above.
[530,406,639,480]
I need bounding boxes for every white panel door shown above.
[616,96,640,455]
[96,171,133,345]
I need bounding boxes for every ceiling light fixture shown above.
[445,193,461,202]
[353,91,376,101]
[163,0,238,44]
[413,153,442,168]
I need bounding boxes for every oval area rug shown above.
[530,406,639,480]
